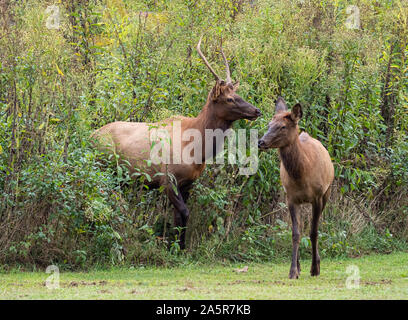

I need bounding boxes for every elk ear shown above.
[291,103,303,122]
[275,97,288,113]
[233,81,239,91]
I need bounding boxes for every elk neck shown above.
[193,100,233,162]
[278,136,305,181]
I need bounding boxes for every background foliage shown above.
[0,0,407,269]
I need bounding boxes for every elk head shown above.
[197,36,261,121]
[258,97,303,150]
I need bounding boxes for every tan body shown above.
[280,132,334,205]
[92,115,207,188]
[259,97,334,279]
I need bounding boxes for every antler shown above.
[197,35,221,81]
[220,37,232,84]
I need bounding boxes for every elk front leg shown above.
[180,181,193,203]
[310,197,323,276]
[178,182,193,249]
[167,185,190,250]
[289,203,300,279]
[297,253,301,273]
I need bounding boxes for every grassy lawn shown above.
[0,252,407,299]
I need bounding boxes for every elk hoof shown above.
[310,265,320,277]
[289,269,299,279]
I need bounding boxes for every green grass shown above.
[1,252,407,299]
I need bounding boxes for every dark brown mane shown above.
[193,101,234,162]
[279,141,303,180]
[200,101,233,131]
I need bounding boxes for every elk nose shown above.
[258,140,266,149]
[255,108,262,117]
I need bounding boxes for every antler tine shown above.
[197,35,221,82]
[220,37,232,84]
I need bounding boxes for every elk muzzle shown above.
[241,102,261,120]
[258,124,281,150]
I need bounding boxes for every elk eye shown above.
[227,98,234,103]
[281,125,286,130]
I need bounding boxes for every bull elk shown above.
[92,36,261,249]
[258,97,334,279]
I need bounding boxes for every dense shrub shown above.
[0,0,407,269]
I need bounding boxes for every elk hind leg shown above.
[322,185,331,210]
[310,197,323,276]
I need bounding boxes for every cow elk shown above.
[258,97,334,279]
[92,36,261,250]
